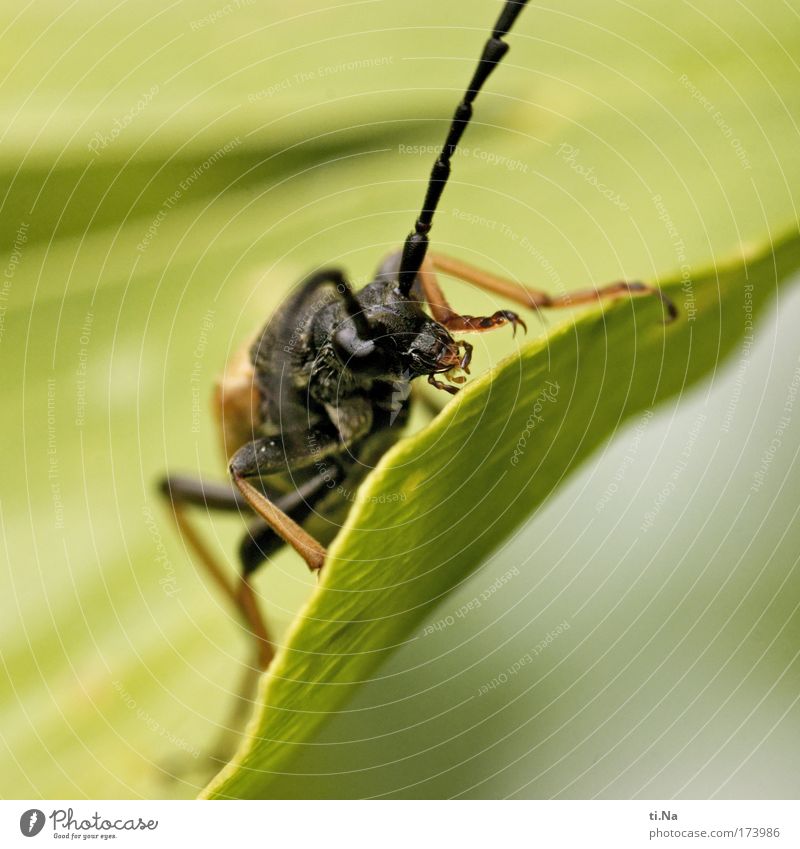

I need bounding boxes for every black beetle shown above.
[161,0,673,673]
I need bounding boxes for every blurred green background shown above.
[1,0,799,798]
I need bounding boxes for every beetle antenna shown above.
[397,0,529,296]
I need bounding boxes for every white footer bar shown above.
[2,799,797,848]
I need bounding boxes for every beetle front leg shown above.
[417,256,528,336]
[430,252,678,323]
[229,432,341,572]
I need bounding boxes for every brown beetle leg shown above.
[430,251,678,322]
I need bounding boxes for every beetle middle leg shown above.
[229,426,348,573]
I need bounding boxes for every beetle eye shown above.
[331,323,389,375]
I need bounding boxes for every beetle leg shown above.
[427,373,460,395]
[158,471,338,772]
[430,251,678,322]
[417,256,527,335]
[442,308,527,335]
[158,475,272,772]
[159,474,275,669]
[233,476,327,572]
[228,429,347,573]
[239,470,343,575]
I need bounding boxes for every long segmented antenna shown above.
[397,0,529,295]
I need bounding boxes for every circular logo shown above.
[19,810,46,837]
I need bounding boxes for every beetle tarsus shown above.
[428,373,461,395]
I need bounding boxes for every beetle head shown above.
[330,283,471,391]
[401,316,472,390]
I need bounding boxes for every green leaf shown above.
[203,231,800,799]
